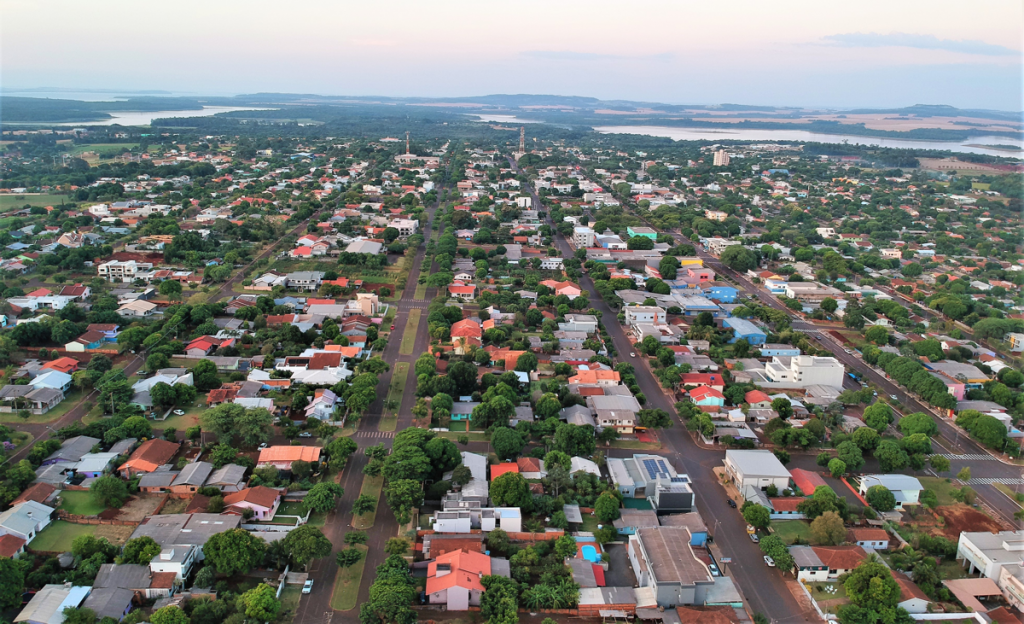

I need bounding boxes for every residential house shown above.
[117,299,158,317]
[858,475,923,509]
[847,528,890,550]
[223,486,281,520]
[29,371,73,393]
[257,446,321,471]
[687,386,725,410]
[170,461,214,495]
[448,282,476,300]
[0,501,53,543]
[118,439,179,477]
[65,330,107,352]
[516,457,546,479]
[203,464,247,493]
[43,435,100,466]
[14,584,91,624]
[304,389,338,421]
[426,549,510,611]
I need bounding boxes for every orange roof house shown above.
[41,357,80,375]
[0,534,26,559]
[119,438,179,476]
[426,549,494,609]
[789,468,827,495]
[568,370,620,385]
[490,463,519,481]
[451,319,482,339]
[811,546,867,573]
[257,446,322,470]
[223,486,282,520]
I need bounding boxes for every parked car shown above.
[890,394,899,401]
[727,499,737,509]
[302,580,314,594]
[749,533,760,543]
[745,524,755,534]
[298,431,313,438]
[708,563,720,576]
[764,556,775,567]
[390,325,395,330]
[630,352,636,358]
[258,443,268,450]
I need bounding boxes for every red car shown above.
[390,325,395,330]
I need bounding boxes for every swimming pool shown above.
[580,544,600,563]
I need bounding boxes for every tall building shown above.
[713,150,730,167]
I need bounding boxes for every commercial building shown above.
[858,475,923,509]
[573,226,595,248]
[628,527,714,607]
[722,318,766,346]
[723,450,791,491]
[627,226,658,240]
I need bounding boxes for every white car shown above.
[258,443,268,450]
[764,556,775,567]
[890,394,899,401]
[302,580,314,594]
[630,352,636,358]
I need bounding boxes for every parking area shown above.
[603,543,637,588]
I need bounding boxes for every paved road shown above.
[511,166,818,623]
[294,160,451,624]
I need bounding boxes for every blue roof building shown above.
[723,317,767,346]
[703,284,738,303]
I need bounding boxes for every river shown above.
[42,106,275,127]
[474,114,1023,156]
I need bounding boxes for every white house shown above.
[0,501,53,543]
[858,475,923,509]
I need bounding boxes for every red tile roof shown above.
[41,357,80,374]
[811,546,867,571]
[258,446,322,465]
[11,482,56,506]
[119,439,179,474]
[789,468,828,495]
[426,549,491,594]
[224,486,280,510]
[768,497,805,512]
[0,534,25,559]
[517,457,543,473]
[309,352,342,369]
[745,390,771,404]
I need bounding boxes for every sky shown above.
[3,0,1023,111]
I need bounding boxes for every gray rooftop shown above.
[563,504,583,524]
[46,436,100,463]
[725,449,791,479]
[636,527,712,585]
[173,461,213,487]
[206,463,246,487]
[130,513,241,548]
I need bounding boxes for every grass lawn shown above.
[68,143,138,156]
[58,491,107,516]
[0,389,88,424]
[151,402,204,430]
[307,512,327,527]
[31,521,98,552]
[807,581,848,604]
[414,283,428,300]
[399,309,421,355]
[0,194,71,211]
[773,520,813,545]
[277,501,308,517]
[352,475,384,530]
[330,544,368,611]
[379,362,408,432]
[580,513,600,532]
[920,477,959,506]
[993,483,1024,508]
[277,585,303,624]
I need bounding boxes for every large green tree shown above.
[203,528,267,576]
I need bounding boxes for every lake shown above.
[46,106,276,127]
[472,114,1022,156]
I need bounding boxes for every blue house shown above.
[723,318,767,346]
[703,284,738,303]
[759,344,801,357]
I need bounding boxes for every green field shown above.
[330,544,368,611]
[919,477,959,506]
[31,521,98,552]
[0,194,70,211]
[772,520,813,545]
[277,585,303,624]
[352,475,383,530]
[379,362,408,432]
[399,309,421,355]
[58,491,106,516]
[608,439,662,451]
[414,283,428,299]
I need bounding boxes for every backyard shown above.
[31,521,98,552]
[772,520,812,545]
[58,491,106,516]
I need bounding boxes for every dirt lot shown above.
[933,504,1006,539]
[94,524,135,545]
[108,495,166,522]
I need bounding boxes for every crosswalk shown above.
[967,477,1024,485]
[936,453,998,461]
[354,431,395,439]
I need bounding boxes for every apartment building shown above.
[573,226,595,248]
[712,149,730,167]
[624,306,665,326]
[98,260,154,283]
[390,219,419,237]
[956,531,1024,611]
[764,355,845,388]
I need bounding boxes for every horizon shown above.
[2,0,1022,111]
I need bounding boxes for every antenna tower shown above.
[519,127,525,153]
[405,132,410,155]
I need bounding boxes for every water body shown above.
[593,125,1024,157]
[471,114,1022,156]
[44,106,276,127]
